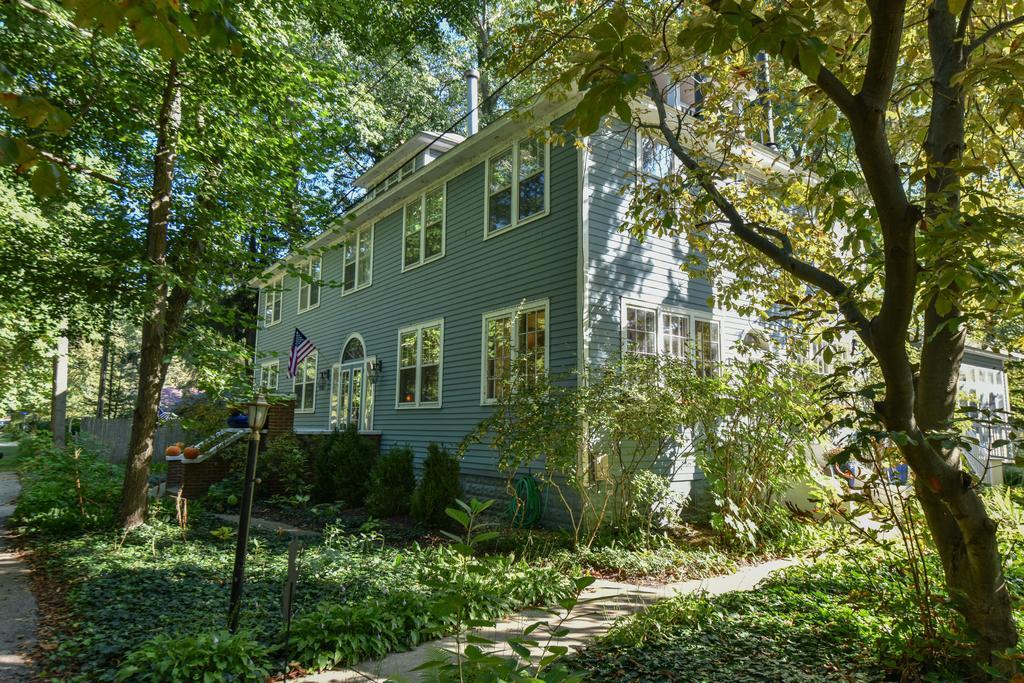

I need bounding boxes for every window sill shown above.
[341,283,372,297]
[483,208,549,241]
[401,253,445,273]
[395,402,442,410]
[294,408,316,414]
[264,320,282,328]
[297,302,321,315]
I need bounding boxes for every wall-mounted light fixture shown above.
[317,369,330,391]
[367,357,382,384]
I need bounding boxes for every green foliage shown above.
[258,433,310,498]
[627,470,680,537]
[202,472,242,513]
[12,435,121,536]
[115,630,268,683]
[411,443,461,527]
[695,355,820,548]
[312,425,376,506]
[365,446,415,518]
[572,547,980,682]
[290,591,448,671]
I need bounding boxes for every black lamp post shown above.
[227,393,270,633]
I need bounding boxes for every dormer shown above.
[356,131,465,200]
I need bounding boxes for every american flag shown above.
[287,328,317,378]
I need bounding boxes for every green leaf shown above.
[798,43,820,81]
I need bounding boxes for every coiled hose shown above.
[507,474,543,528]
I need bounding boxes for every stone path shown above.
[0,472,36,682]
[212,512,321,538]
[298,556,797,683]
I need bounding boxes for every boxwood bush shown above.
[365,446,416,517]
[410,443,461,527]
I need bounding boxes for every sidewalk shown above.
[0,472,37,681]
[298,556,796,683]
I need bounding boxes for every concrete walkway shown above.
[299,556,797,683]
[0,472,36,681]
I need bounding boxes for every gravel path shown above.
[0,472,36,681]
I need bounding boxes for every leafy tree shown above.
[537,0,1024,664]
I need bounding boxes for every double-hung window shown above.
[623,302,720,375]
[397,320,443,407]
[485,137,548,236]
[293,350,317,412]
[403,186,445,269]
[263,278,283,326]
[639,133,673,180]
[482,301,548,403]
[343,224,373,294]
[297,258,321,312]
[258,360,279,393]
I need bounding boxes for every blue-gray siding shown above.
[256,140,579,481]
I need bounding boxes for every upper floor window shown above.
[397,320,443,407]
[343,224,373,294]
[293,350,317,412]
[258,360,279,393]
[403,186,445,269]
[482,301,548,404]
[639,133,673,180]
[623,302,720,375]
[297,258,321,313]
[485,137,548,236]
[263,278,283,326]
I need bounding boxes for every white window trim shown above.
[394,318,444,409]
[479,299,550,405]
[297,258,322,314]
[293,350,318,413]
[342,223,374,296]
[635,130,677,184]
[263,277,283,327]
[258,359,280,393]
[402,184,447,272]
[619,299,721,369]
[327,362,341,429]
[483,138,551,240]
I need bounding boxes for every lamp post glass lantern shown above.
[227,393,269,632]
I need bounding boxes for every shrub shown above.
[365,446,416,517]
[115,629,269,682]
[13,435,121,536]
[312,424,376,506]
[203,471,243,512]
[410,443,461,526]
[258,433,309,497]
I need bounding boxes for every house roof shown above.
[249,92,580,286]
[353,131,465,189]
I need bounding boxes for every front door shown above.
[331,336,373,432]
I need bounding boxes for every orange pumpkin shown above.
[165,445,181,457]
[183,446,200,460]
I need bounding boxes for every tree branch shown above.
[860,0,908,110]
[33,146,129,187]
[966,14,1024,54]
[644,75,874,348]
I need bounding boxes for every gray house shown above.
[252,86,1014,501]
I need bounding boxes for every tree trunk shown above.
[50,334,68,448]
[118,59,182,530]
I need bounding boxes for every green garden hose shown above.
[507,474,543,528]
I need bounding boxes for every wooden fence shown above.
[77,417,186,463]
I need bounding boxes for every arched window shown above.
[342,337,364,362]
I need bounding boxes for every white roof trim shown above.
[354,131,465,189]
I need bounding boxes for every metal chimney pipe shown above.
[465,68,480,136]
